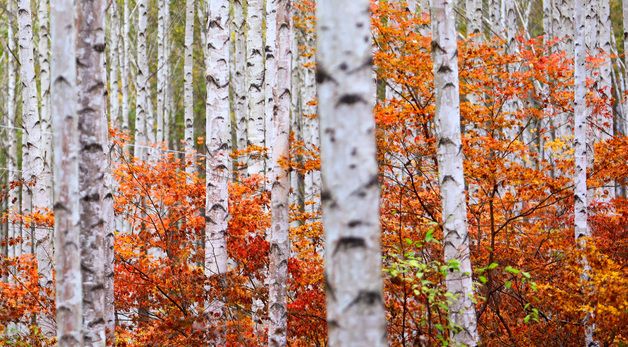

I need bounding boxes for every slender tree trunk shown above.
[135,0,149,160]
[164,0,172,148]
[233,0,248,172]
[77,0,108,344]
[157,0,167,144]
[17,0,40,257]
[203,0,230,342]
[431,0,480,344]
[316,0,388,345]
[623,0,628,136]
[268,2,292,346]
[574,0,598,345]
[466,0,482,39]
[51,0,83,343]
[265,0,277,185]
[109,0,120,129]
[184,0,195,176]
[122,0,130,134]
[6,0,19,277]
[246,0,266,176]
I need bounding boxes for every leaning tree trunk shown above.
[77,0,108,344]
[51,0,83,343]
[35,0,55,335]
[431,0,480,345]
[268,2,292,346]
[246,0,266,176]
[203,0,230,343]
[184,0,195,176]
[135,0,149,160]
[316,0,388,345]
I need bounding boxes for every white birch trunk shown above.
[574,0,598,345]
[316,0,388,345]
[164,0,172,147]
[77,0,108,343]
[184,0,195,176]
[466,0,482,39]
[108,0,120,129]
[122,0,130,133]
[203,0,230,342]
[35,0,55,336]
[135,0,149,160]
[268,2,292,345]
[233,0,248,168]
[17,0,40,256]
[246,0,266,175]
[265,0,277,186]
[51,0,83,343]
[157,0,167,144]
[431,0,480,344]
[623,0,628,136]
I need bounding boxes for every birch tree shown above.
[35,0,55,335]
[17,0,40,254]
[203,0,230,342]
[233,0,248,164]
[51,0,83,343]
[431,0,480,344]
[108,0,120,129]
[77,0,108,343]
[157,0,167,144]
[184,0,195,176]
[574,0,598,345]
[466,0,482,39]
[122,0,130,133]
[265,0,277,183]
[246,0,266,175]
[268,2,292,345]
[135,0,149,160]
[316,0,388,345]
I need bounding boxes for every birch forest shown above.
[1,0,627,345]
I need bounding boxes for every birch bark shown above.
[233,0,248,168]
[624,0,628,136]
[184,0,195,176]
[157,0,167,144]
[77,0,108,343]
[203,0,230,342]
[122,0,130,133]
[246,0,266,175]
[265,0,277,185]
[51,0,83,343]
[34,0,55,334]
[268,2,292,345]
[108,0,120,129]
[135,0,149,160]
[431,0,480,344]
[316,0,388,345]
[574,0,598,345]
[17,0,40,255]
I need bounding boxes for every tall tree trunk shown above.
[203,0,230,342]
[233,0,248,172]
[574,0,598,345]
[431,0,480,345]
[246,0,266,176]
[17,0,40,257]
[157,0,167,144]
[164,0,172,148]
[268,2,292,346]
[265,0,277,185]
[35,0,54,336]
[184,0,195,176]
[466,0,482,39]
[316,0,388,345]
[51,0,83,343]
[77,0,108,344]
[623,0,628,136]
[135,0,149,160]
[122,0,130,134]
[109,0,120,129]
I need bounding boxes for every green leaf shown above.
[505,266,520,275]
[425,229,434,243]
[504,280,512,289]
[479,275,488,284]
[488,262,499,270]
